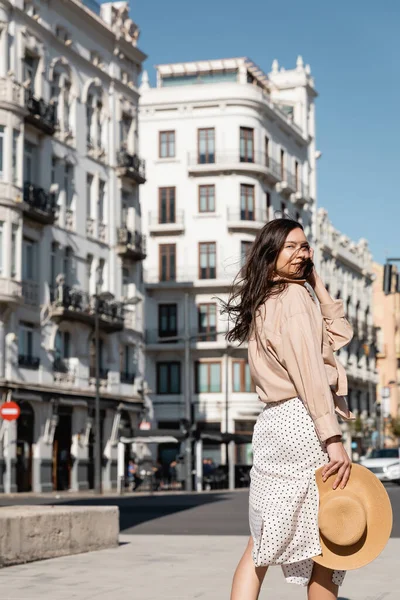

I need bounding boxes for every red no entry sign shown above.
[0,402,21,421]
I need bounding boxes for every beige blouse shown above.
[248,277,356,443]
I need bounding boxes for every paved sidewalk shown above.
[0,534,397,600]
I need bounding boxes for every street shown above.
[0,484,399,598]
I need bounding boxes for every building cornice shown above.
[140,88,308,146]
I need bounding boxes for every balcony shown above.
[89,366,109,380]
[116,150,146,184]
[116,228,146,261]
[50,283,124,333]
[145,328,227,350]
[187,151,281,184]
[227,208,267,231]
[24,89,57,135]
[292,182,310,205]
[22,280,39,306]
[148,210,185,235]
[144,267,236,290]
[53,358,76,386]
[18,355,40,370]
[23,182,56,225]
[120,371,136,384]
[0,277,23,305]
[0,78,25,109]
[277,169,297,195]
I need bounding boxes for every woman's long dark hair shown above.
[217,218,314,345]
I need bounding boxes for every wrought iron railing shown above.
[51,283,124,324]
[24,89,57,132]
[117,150,146,180]
[18,355,40,369]
[120,371,136,384]
[23,182,56,216]
[117,228,146,255]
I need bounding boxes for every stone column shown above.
[0,4,9,78]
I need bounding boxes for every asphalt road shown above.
[1,482,400,537]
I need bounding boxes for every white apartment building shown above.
[139,56,318,471]
[0,0,150,493]
[316,208,378,425]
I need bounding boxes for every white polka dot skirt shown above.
[249,396,346,587]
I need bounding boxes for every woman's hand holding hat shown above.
[323,436,352,490]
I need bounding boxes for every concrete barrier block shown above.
[0,505,119,567]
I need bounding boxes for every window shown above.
[120,345,135,382]
[22,238,36,280]
[198,128,215,164]
[240,184,255,220]
[11,225,18,278]
[121,191,129,225]
[24,55,36,92]
[55,330,71,361]
[157,362,181,394]
[199,185,215,212]
[241,241,252,267]
[281,201,286,216]
[198,304,217,341]
[95,99,102,147]
[159,187,176,223]
[199,242,216,279]
[51,242,58,289]
[98,258,105,290]
[86,94,94,144]
[0,126,4,180]
[266,192,271,220]
[86,254,93,293]
[240,127,254,162]
[264,136,270,167]
[121,114,132,148]
[158,304,178,339]
[280,149,285,179]
[63,81,71,132]
[24,140,36,183]
[233,360,255,392]
[86,174,93,217]
[64,163,73,208]
[12,130,19,184]
[296,211,301,223]
[295,160,300,191]
[159,131,175,158]
[195,361,221,393]
[19,323,33,357]
[98,180,105,222]
[51,156,57,185]
[0,222,3,275]
[64,247,73,286]
[122,266,130,298]
[159,244,176,281]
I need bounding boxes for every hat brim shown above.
[312,463,393,571]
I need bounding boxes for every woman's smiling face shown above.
[275,227,311,277]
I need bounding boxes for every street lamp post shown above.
[94,275,102,495]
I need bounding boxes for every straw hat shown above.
[313,463,393,570]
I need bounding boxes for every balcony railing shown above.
[0,277,22,303]
[145,328,225,344]
[51,283,124,333]
[89,366,109,380]
[227,208,267,224]
[144,267,237,286]
[117,150,146,184]
[23,182,56,224]
[24,89,57,135]
[22,280,39,306]
[148,210,185,226]
[18,355,40,370]
[187,151,281,181]
[116,228,146,260]
[120,371,136,384]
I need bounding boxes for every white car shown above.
[359,448,400,483]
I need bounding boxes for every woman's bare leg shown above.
[307,562,339,600]
[230,536,268,600]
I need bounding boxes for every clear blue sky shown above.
[123,0,399,264]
